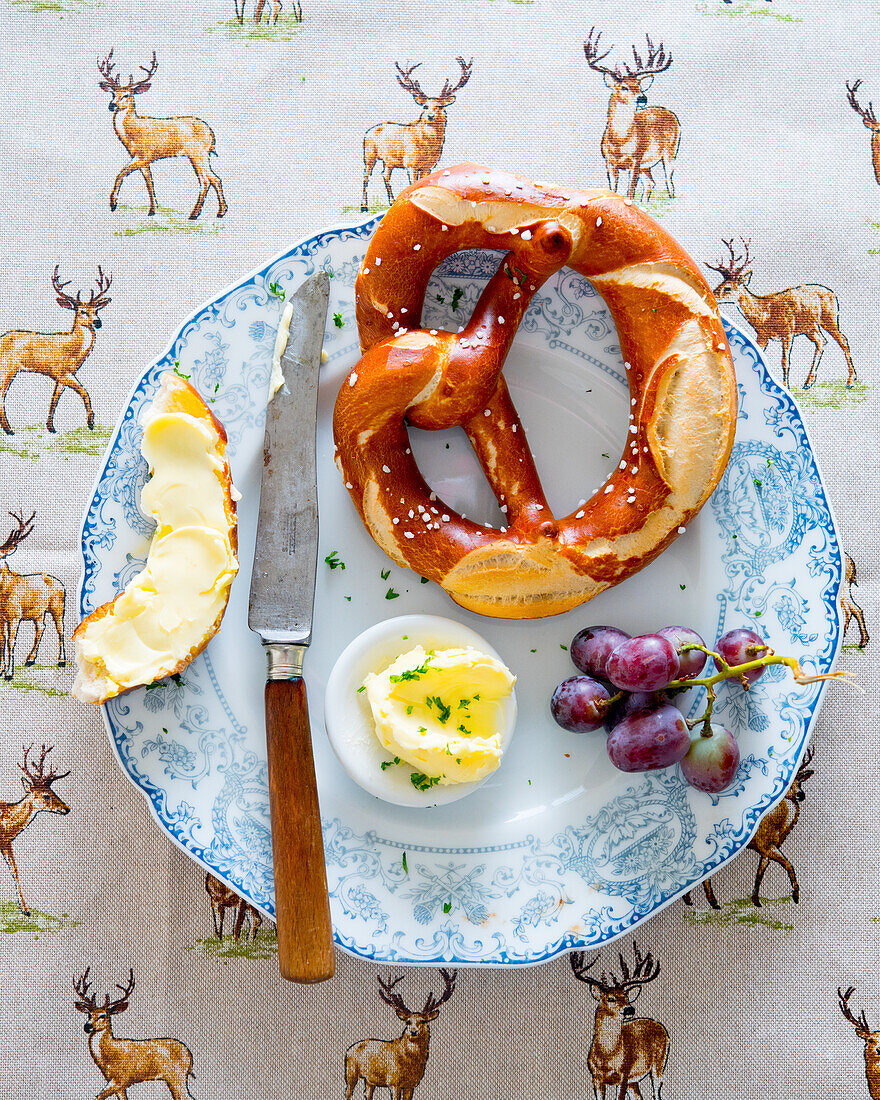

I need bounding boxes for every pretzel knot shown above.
[333,163,737,619]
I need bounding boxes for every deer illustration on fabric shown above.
[0,511,65,682]
[205,873,263,942]
[0,266,110,436]
[839,986,880,1099]
[847,81,880,186]
[583,28,680,203]
[569,941,669,1100]
[706,237,857,391]
[345,968,457,1099]
[1,744,69,915]
[842,553,870,649]
[361,58,473,212]
[98,50,227,221]
[684,747,815,910]
[74,969,196,1100]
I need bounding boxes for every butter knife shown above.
[248,271,334,983]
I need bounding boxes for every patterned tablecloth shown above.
[1,0,876,1096]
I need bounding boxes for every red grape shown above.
[656,625,707,680]
[551,676,612,733]
[570,625,631,679]
[680,725,740,792]
[606,634,680,692]
[606,704,691,771]
[715,628,768,684]
[603,690,666,733]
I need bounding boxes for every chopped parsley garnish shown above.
[473,693,480,701]
[402,852,408,873]
[344,595,351,601]
[458,698,471,709]
[602,452,610,458]
[356,685,366,694]
[324,550,345,570]
[680,583,686,590]
[172,360,191,380]
[457,724,472,736]
[560,644,568,650]
[530,648,537,653]
[333,312,345,328]
[406,705,414,715]
[411,772,442,791]
[380,757,401,771]
[420,577,429,584]
[385,587,400,600]
[436,293,445,304]
[755,610,762,618]
[443,901,452,913]
[418,726,427,733]
[427,696,451,723]
[389,661,431,683]
[451,287,464,311]
[753,478,763,489]
[268,281,286,300]
[380,568,390,580]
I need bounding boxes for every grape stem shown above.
[670,643,855,736]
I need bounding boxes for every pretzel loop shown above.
[334,163,737,619]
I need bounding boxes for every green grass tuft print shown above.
[342,199,390,216]
[187,928,278,962]
[0,424,112,461]
[791,379,870,411]
[684,894,795,931]
[695,1,801,22]
[8,0,100,11]
[1,663,68,698]
[113,204,224,239]
[205,13,305,41]
[0,900,80,936]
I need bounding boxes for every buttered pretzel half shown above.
[333,163,737,619]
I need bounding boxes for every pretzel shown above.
[333,163,737,619]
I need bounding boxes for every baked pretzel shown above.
[333,163,737,618]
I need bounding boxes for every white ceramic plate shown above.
[78,217,843,966]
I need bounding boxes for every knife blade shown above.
[248,270,334,983]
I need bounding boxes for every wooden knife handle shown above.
[265,676,335,982]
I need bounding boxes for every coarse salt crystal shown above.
[484,409,491,416]
[382,464,390,473]
[629,425,637,434]
[375,257,381,265]
[596,217,602,227]
[513,292,521,300]
[499,316,505,324]
[631,466,638,474]
[576,510,585,519]
[512,424,517,433]
[404,531,414,539]
[604,484,613,494]
[678,526,686,534]
[429,329,438,336]
[624,198,632,205]
[362,268,369,275]
[521,230,533,240]
[400,307,407,314]
[393,517,399,524]
[535,504,544,511]
[392,321,399,330]
[442,514,450,522]
[441,224,448,231]
[345,482,353,489]
[413,243,421,251]
[349,373,358,387]
[387,311,394,319]
[619,461,627,470]
[500,504,508,513]
[408,510,414,518]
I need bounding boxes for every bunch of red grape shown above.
[550,625,769,793]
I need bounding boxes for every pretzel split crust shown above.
[74,372,239,703]
[334,163,737,619]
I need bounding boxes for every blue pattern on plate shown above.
[78,216,842,965]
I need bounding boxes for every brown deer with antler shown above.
[685,746,815,910]
[98,49,227,220]
[839,986,880,1099]
[707,237,857,391]
[847,80,880,186]
[1,744,69,915]
[842,552,870,649]
[205,872,263,942]
[345,968,457,1099]
[361,58,472,212]
[0,265,110,435]
[73,968,196,1100]
[570,941,669,1100]
[584,28,680,203]
[0,511,65,682]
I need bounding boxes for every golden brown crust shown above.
[334,163,737,618]
[73,372,238,703]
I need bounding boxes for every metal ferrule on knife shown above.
[265,642,306,681]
